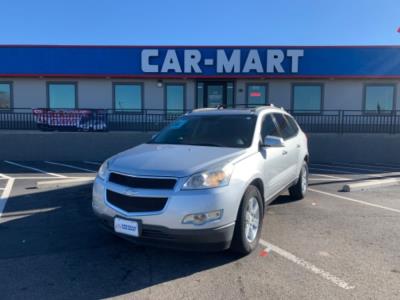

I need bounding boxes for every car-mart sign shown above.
[0,45,399,78]
[141,49,304,74]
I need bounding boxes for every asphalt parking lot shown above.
[0,160,399,299]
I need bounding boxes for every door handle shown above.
[297,144,301,148]
[282,150,288,155]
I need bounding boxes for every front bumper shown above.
[95,211,235,251]
[92,176,241,251]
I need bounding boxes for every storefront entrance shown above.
[196,81,234,108]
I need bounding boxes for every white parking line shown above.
[310,173,349,180]
[83,161,101,166]
[311,166,400,180]
[0,178,15,218]
[259,239,355,290]
[309,188,400,214]
[0,173,11,179]
[44,161,96,173]
[4,161,66,178]
[334,162,400,171]
[309,178,348,181]
[12,176,79,180]
[313,163,393,174]
[310,167,355,175]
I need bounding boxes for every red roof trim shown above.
[0,73,399,79]
[0,44,399,49]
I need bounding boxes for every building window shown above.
[247,84,268,107]
[114,83,143,111]
[0,82,12,109]
[364,84,395,113]
[166,84,185,113]
[48,83,76,109]
[292,84,323,113]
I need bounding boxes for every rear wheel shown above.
[289,161,308,200]
[231,185,263,255]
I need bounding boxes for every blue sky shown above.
[1,0,399,45]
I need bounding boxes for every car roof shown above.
[188,105,287,116]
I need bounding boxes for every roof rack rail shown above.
[254,105,275,112]
[191,107,219,112]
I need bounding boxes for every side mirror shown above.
[262,135,285,147]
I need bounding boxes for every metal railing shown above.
[1,107,400,134]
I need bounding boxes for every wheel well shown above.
[250,178,265,206]
[304,155,309,164]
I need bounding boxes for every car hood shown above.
[109,143,247,178]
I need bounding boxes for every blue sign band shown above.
[0,45,399,78]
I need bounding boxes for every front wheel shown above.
[230,185,263,255]
[289,161,308,200]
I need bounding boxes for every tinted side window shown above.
[285,115,299,135]
[273,113,296,139]
[261,114,280,138]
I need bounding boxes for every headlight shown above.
[182,164,234,190]
[97,159,110,180]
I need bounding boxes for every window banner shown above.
[32,109,108,131]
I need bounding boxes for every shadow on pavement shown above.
[0,184,240,299]
[269,195,302,206]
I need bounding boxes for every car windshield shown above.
[149,114,257,148]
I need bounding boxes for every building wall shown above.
[78,79,112,108]
[237,79,400,110]
[7,77,400,111]
[12,78,47,109]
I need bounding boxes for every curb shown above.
[342,178,400,192]
[37,177,95,189]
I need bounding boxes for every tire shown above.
[289,161,308,200]
[230,185,264,255]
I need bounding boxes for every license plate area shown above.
[114,217,141,237]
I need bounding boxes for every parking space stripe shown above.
[0,173,11,179]
[12,176,76,180]
[311,167,400,180]
[309,188,400,214]
[4,161,66,178]
[44,161,96,173]
[334,162,400,170]
[0,178,15,218]
[83,161,101,166]
[259,239,355,290]
[309,178,347,181]
[310,167,355,174]
[312,163,394,174]
[310,173,349,180]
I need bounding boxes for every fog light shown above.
[182,209,223,225]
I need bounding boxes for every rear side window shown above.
[261,114,280,138]
[273,113,297,140]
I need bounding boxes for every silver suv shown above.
[92,106,309,254]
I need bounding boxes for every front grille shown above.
[106,190,168,213]
[109,172,177,190]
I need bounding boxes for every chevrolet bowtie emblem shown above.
[125,189,138,197]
